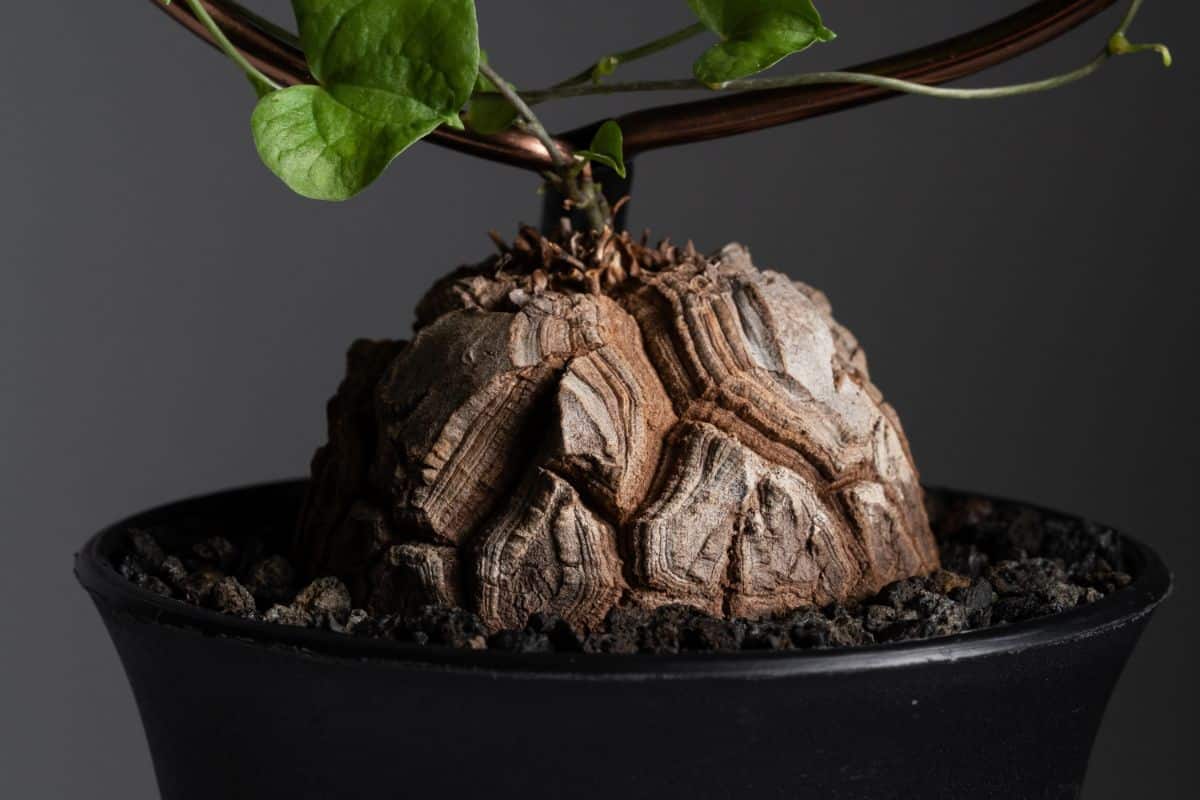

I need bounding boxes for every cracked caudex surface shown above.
[294,228,939,633]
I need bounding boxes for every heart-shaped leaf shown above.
[688,0,835,85]
[251,85,442,201]
[252,0,479,200]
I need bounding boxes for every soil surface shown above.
[113,493,1131,654]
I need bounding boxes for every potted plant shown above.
[77,1,1174,798]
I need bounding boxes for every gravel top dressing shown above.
[113,493,1131,655]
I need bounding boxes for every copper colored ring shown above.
[151,0,1120,171]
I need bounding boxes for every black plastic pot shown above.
[77,481,1170,800]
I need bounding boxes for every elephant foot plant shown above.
[150,0,1168,637]
[296,226,939,632]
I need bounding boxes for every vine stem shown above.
[1108,0,1172,65]
[1116,0,1146,32]
[478,61,609,231]
[522,0,1169,106]
[552,22,707,90]
[522,58,1108,104]
[175,0,281,92]
[478,62,566,168]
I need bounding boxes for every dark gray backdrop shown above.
[2,1,1195,797]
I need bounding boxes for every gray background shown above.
[2,1,1195,796]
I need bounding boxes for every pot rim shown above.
[75,480,1172,680]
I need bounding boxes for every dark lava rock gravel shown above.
[113,494,1132,654]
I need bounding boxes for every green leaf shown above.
[292,0,480,120]
[465,58,518,135]
[688,0,835,85]
[465,94,518,136]
[576,120,626,178]
[251,85,441,201]
[252,1,479,200]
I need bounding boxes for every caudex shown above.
[154,1,1169,634]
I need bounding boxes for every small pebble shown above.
[864,604,897,633]
[128,530,166,570]
[743,620,792,651]
[400,605,489,648]
[137,575,173,598]
[929,569,971,595]
[159,555,188,588]
[953,579,997,627]
[192,536,239,571]
[329,608,371,634]
[179,568,223,604]
[243,555,296,606]
[211,577,256,616]
[295,577,352,621]
[119,555,148,582]
[264,604,314,628]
